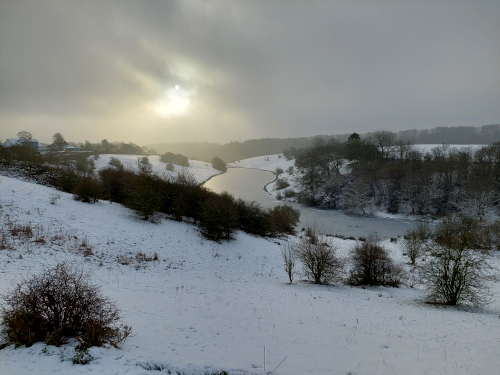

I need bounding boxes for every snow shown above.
[1,175,499,375]
[414,144,487,153]
[228,154,294,173]
[228,155,297,200]
[93,154,221,184]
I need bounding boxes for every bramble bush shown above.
[1,263,131,348]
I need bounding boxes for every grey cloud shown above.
[0,0,499,144]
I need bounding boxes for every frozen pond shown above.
[203,167,416,239]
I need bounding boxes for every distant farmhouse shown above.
[47,142,81,152]
[3,138,46,151]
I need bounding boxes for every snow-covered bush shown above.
[1,262,131,348]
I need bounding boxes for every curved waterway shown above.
[203,168,415,239]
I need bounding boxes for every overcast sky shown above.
[1,0,499,145]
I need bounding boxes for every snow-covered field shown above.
[228,155,294,173]
[94,154,221,184]
[414,144,487,153]
[1,175,499,375]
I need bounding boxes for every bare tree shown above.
[372,130,396,160]
[17,130,33,142]
[281,241,297,284]
[343,177,373,215]
[295,232,343,284]
[52,132,66,150]
[421,242,496,306]
[420,215,498,306]
[400,229,424,264]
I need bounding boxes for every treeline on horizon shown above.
[148,124,499,163]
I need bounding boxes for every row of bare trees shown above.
[283,215,498,307]
[293,132,500,219]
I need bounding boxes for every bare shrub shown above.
[135,251,159,262]
[420,215,498,306]
[414,221,433,241]
[33,224,46,244]
[117,254,133,265]
[0,233,14,250]
[82,247,93,257]
[280,241,297,283]
[9,222,33,240]
[295,231,343,285]
[349,236,403,287]
[400,229,424,265]
[175,170,197,186]
[0,262,131,348]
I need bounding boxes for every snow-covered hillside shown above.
[94,154,221,184]
[228,154,298,200]
[228,154,294,173]
[0,176,499,374]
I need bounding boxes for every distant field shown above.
[94,154,221,184]
[414,144,487,153]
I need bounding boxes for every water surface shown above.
[203,168,415,239]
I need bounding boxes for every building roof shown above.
[3,138,45,149]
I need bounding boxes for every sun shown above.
[150,86,191,117]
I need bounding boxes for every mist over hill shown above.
[147,124,500,162]
[147,138,318,163]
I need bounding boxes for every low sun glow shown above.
[150,86,191,117]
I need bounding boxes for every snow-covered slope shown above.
[0,176,499,375]
[94,154,221,184]
[228,154,298,200]
[228,154,294,173]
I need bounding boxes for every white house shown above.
[3,138,45,151]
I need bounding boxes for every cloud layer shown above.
[1,0,499,144]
